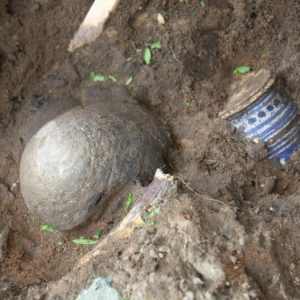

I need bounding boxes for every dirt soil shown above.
[1,0,300,299]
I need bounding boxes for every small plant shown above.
[200,0,205,8]
[143,41,161,65]
[125,192,134,211]
[93,230,102,240]
[72,236,99,245]
[41,224,56,233]
[144,47,152,65]
[233,65,251,75]
[122,297,130,300]
[108,75,117,82]
[150,41,161,49]
[89,71,106,82]
[183,99,192,108]
[145,220,155,227]
[125,75,133,86]
[148,207,161,218]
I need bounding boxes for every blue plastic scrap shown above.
[76,277,121,300]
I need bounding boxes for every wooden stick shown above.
[68,0,120,52]
[76,170,176,268]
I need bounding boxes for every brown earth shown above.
[1,0,300,299]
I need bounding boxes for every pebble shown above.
[183,291,195,300]
[192,277,204,285]
[149,249,159,259]
[157,13,165,25]
[158,245,170,253]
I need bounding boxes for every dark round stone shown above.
[20,98,169,230]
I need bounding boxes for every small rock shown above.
[183,291,195,300]
[157,13,165,25]
[158,245,170,253]
[149,249,158,259]
[192,277,204,285]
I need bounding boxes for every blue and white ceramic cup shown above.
[219,70,300,165]
[229,90,300,164]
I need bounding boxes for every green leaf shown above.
[150,41,161,49]
[144,48,152,65]
[89,71,106,82]
[233,65,251,74]
[122,297,130,300]
[125,75,133,86]
[108,75,117,82]
[41,224,56,233]
[200,0,205,8]
[183,100,192,108]
[148,207,161,218]
[125,193,134,210]
[145,221,155,227]
[93,230,102,240]
[72,237,98,245]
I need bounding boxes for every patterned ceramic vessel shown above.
[219,69,300,164]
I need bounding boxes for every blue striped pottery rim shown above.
[219,69,275,119]
[219,69,300,164]
[228,90,300,164]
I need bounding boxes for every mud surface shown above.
[1,0,300,299]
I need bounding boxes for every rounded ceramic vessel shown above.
[220,69,300,164]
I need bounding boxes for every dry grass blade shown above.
[175,174,227,206]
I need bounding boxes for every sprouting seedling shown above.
[183,99,192,108]
[144,41,161,65]
[142,220,155,227]
[144,47,152,65]
[89,71,106,82]
[108,75,117,82]
[93,230,102,240]
[200,0,205,8]
[150,41,161,49]
[41,224,56,233]
[148,207,161,218]
[233,65,251,75]
[72,236,98,245]
[125,75,133,86]
[125,192,134,211]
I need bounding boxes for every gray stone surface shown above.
[19,93,169,230]
[76,277,121,300]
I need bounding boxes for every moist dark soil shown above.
[1,0,300,299]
